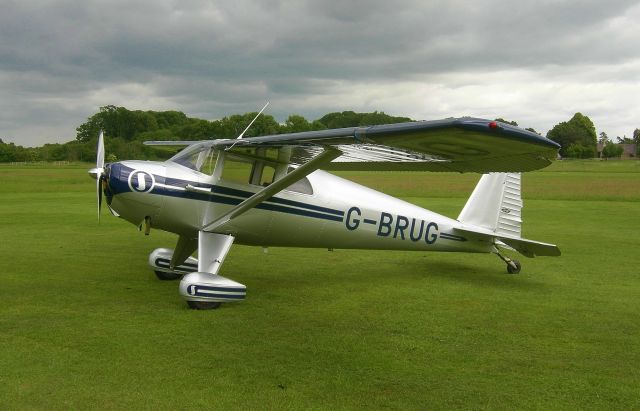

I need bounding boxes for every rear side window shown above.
[259,165,275,186]
[285,175,313,195]
[221,158,253,184]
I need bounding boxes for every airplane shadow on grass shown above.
[417,259,550,292]
[244,252,550,297]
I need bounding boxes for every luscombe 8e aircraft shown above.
[89,116,561,309]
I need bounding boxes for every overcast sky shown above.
[2,0,639,147]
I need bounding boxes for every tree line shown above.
[1,106,638,162]
[546,113,639,159]
[0,107,411,163]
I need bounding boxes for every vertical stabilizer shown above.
[457,173,522,237]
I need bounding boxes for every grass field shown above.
[1,160,639,410]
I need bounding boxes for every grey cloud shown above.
[1,0,639,145]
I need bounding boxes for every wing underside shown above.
[146,117,561,173]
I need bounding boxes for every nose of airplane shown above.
[105,161,163,197]
[86,132,164,223]
[103,162,115,205]
[101,160,167,226]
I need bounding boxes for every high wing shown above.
[146,117,560,173]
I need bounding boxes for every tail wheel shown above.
[507,260,522,274]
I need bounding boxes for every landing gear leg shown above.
[493,247,522,274]
[179,232,246,310]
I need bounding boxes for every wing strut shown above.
[170,235,198,270]
[201,146,342,232]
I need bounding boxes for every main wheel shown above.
[506,260,522,274]
[187,300,222,310]
[154,270,181,281]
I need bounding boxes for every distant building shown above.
[622,144,637,158]
[596,143,637,159]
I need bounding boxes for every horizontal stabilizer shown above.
[498,236,561,257]
[455,227,560,258]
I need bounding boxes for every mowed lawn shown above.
[0,160,639,410]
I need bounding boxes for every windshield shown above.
[169,143,218,174]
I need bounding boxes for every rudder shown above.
[457,173,522,237]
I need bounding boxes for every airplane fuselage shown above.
[105,160,490,254]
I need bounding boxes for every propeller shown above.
[88,131,105,221]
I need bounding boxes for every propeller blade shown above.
[97,176,103,222]
[97,130,105,170]
[96,131,105,221]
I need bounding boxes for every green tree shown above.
[173,119,216,141]
[547,113,597,157]
[359,111,411,126]
[153,110,188,129]
[38,143,68,161]
[317,111,412,128]
[602,141,623,159]
[282,115,312,133]
[77,106,172,142]
[246,114,280,137]
[495,118,518,126]
[49,107,418,163]
[0,141,32,162]
[318,111,359,128]
[566,143,583,158]
[565,143,596,159]
[310,120,327,131]
[598,132,609,144]
[0,142,14,162]
[76,112,103,142]
[137,129,177,142]
[616,136,633,144]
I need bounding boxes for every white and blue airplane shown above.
[89,116,561,309]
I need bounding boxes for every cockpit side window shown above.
[170,145,217,175]
[197,149,217,175]
[170,146,312,193]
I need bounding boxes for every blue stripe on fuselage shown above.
[110,164,345,223]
